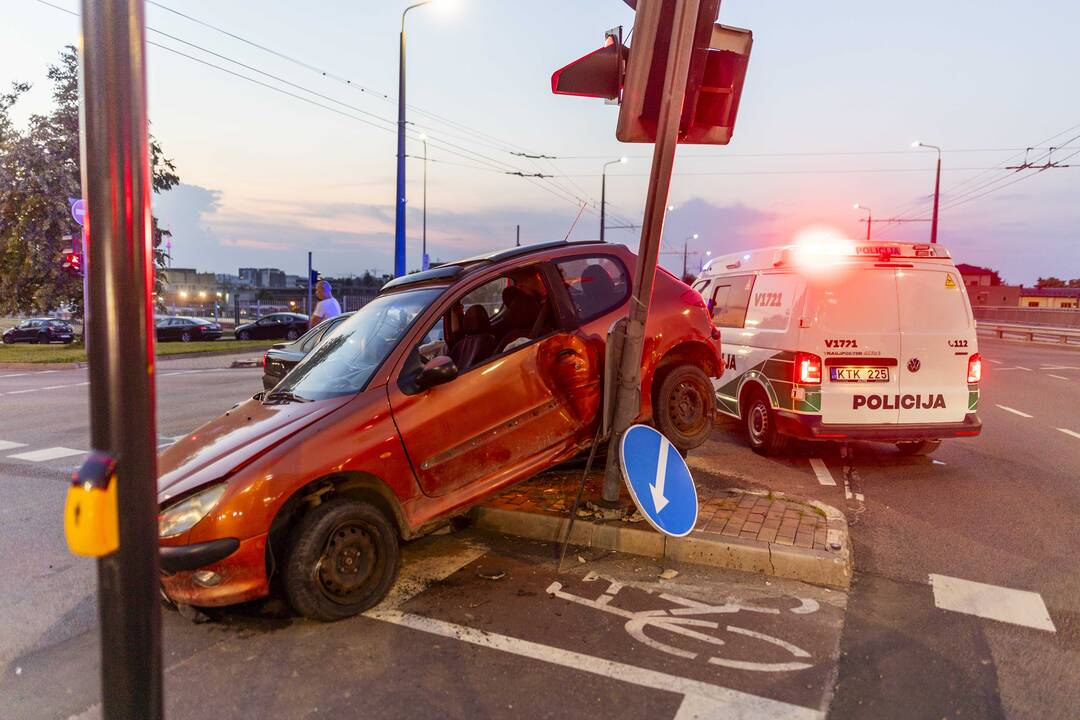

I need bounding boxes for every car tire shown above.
[896,439,941,456]
[286,328,300,341]
[742,387,789,455]
[2,334,12,344]
[237,330,250,341]
[283,497,400,622]
[63,338,74,344]
[655,364,714,452]
[180,331,191,343]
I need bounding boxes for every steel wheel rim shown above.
[748,402,769,445]
[314,520,383,606]
[669,379,707,435]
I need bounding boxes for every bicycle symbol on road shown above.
[546,572,819,672]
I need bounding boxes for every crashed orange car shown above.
[158,241,722,620]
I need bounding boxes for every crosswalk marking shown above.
[0,440,28,451]
[930,574,1056,633]
[7,447,86,462]
[995,404,1033,418]
[808,458,836,486]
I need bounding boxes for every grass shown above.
[0,339,275,364]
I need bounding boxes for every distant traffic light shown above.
[310,269,319,286]
[61,238,83,276]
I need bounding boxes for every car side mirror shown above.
[415,355,458,390]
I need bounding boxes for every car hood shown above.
[157,393,353,503]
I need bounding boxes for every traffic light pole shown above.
[79,0,163,716]
[602,0,701,504]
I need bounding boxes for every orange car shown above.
[158,241,721,620]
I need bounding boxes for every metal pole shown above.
[866,210,871,241]
[394,24,408,277]
[931,153,941,244]
[307,251,313,316]
[516,224,521,246]
[682,238,688,278]
[602,0,701,504]
[600,169,607,242]
[79,0,162,716]
[422,137,428,270]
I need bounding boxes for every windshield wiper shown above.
[263,390,312,404]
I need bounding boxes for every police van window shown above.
[555,256,629,321]
[745,273,799,331]
[692,279,710,293]
[709,274,755,328]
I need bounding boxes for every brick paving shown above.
[482,467,839,553]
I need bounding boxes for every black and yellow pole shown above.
[65,0,163,717]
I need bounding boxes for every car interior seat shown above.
[578,264,618,318]
[450,305,496,371]
[495,285,541,353]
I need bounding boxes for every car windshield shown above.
[270,287,443,401]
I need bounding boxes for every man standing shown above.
[310,280,342,329]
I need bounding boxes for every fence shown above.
[973,306,1080,328]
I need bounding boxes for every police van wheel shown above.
[283,497,400,622]
[655,364,714,452]
[743,389,788,455]
[896,439,941,456]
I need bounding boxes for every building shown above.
[967,284,1022,307]
[1017,287,1080,309]
[238,267,287,288]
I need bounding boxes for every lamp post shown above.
[600,156,628,242]
[853,203,872,241]
[912,141,942,244]
[700,250,712,272]
[396,1,437,277]
[420,133,429,270]
[682,233,699,278]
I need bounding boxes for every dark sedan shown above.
[234,312,310,341]
[155,317,223,342]
[261,312,354,389]
[2,318,75,344]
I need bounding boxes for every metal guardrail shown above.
[976,321,1080,345]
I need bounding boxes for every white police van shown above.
[694,239,982,455]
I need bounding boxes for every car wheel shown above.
[286,328,300,341]
[237,330,250,341]
[2,334,12,344]
[896,439,941,456]
[655,364,714,452]
[180,331,191,343]
[742,387,789,455]
[283,497,400,622]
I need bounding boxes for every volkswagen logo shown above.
[907,357,921,373]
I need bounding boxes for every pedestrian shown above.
[310,280,342,329]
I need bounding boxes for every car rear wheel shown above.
[896,439,941,456]
[2,334,12,344]
[742,387,789,455]
[286,328,300,341]
[655,364,714,452]
[237,330,250,340]
[283,497,400,622]
[180,331,191,343]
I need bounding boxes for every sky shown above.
[3,0,1079,285]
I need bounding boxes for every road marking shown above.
[986,358,1003,364]
[995,367,1031,372]
[0,440,28,451]
[808,458,836,486]
[1041,365,1079,371]
[995,404,1033,418]
[369,610,821,719]
[929,574,1056,633]
[6,388,37,395]
[0,373,29,378]
[7,447,86,462]
[1057,428,1080,440]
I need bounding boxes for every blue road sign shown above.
[69,198,85,226]
[619,424,698,537]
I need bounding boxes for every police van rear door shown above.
[815,268,902,425]
[896,267,973,424]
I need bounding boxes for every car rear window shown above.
[554,256,630,321]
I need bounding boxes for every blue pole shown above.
[395,28,407,277]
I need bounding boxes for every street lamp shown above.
[853,203,872,241]
[700,250,712,272]
[912,140,942,244]
[420,133,429,270]
[396,0,450,277]
[600,156,628,242]
[682,233,700,278]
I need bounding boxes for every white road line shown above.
[1057,428,1080,440]
[1016,366,1032,371]
[1048,375,1069,381]
[0,440,28,451]
[929,574,1056,633]
[808,458,836,486]
[7,447,86,462]
[986,358,1003,364]
[995,367,1029,372]
[1041,365,1079,371]
[0,373,29,378]
[6,389,37,395]
[369,610,821,719]
[995,404,1033,418]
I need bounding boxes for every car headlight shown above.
[158,483,228,538]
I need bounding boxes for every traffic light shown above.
[61,237,83,276]
[310,269,319,286]
[552,0,752,145]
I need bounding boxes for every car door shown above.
[155,319,172,341]
[14,321,32,341]
[388,268,598,498]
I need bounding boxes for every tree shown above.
[1067,278,1080,288]
[1035,277,1066,289]
[0,46,178,317]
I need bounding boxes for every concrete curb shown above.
[472,491,851,590]
[0,348,267,370]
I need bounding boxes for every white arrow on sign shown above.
[649,436,671,513]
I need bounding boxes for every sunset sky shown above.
[6,0,1079,284]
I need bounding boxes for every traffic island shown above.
[471,469,851,589]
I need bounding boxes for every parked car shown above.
[233,312,310,341]
[262,312,355,390]
[155,317,223,343]
[2,318,75,344]
[158,241,721,621]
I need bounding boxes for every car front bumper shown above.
[160,533,270,607]
[775,411,982,441]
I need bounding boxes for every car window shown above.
[709,274,756,328]
[554,256,629,321]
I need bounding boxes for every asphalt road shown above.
[0,337,1077,719]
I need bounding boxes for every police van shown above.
[694,239,982,455]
